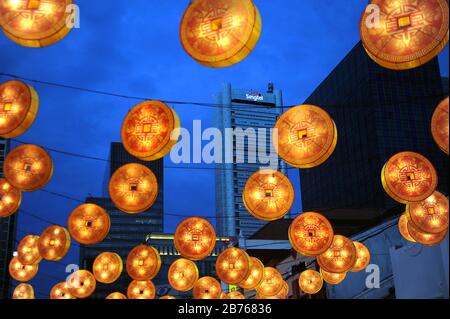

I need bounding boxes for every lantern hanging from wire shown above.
[406,215,448,246]
[9,256,38,282]
[320,268,346,285]
[106,292,127,299]
[13,283,34,299]
[67,203,110,245]
[398,213,416,243]
[93,252,123,284]
[193,276,222,299]
[431,97,449,155]
[50,282,74,299]
[350,242,371,272]
[228,291,245,299]
[407,191,449,234]
[256,267,284,297]
[0,178,21,218]
[127,280,156,299]
[17,234,41,265]
[317,235,357,274]
[168,258,199,292]
[37,225,71,261]
[298,270,323,295]
[67,270,96,299]
[126,244,161,281]
[216,247,250,285]
[238,256,264,290]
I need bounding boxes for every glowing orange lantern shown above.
[298,270,323,294]
[13,283,34,299]
[168,258,199,292]
[17,234,41,265]
[93,252,123,284]
[398,213,416,243]
[360,0,449,70]
[256,267,283,297]
[257,281,289,299]
[407,191,449,234]
[121,100,180,161]
[273,104,338,168]
[381,152,438,204]
[0,178,21,218]
[37,225,71,261]
[228,291,245,299]
[193,276,222,299]
[9,256,38,282]
[127,280,156,299]
[0,0,73,48]
[106,292,127,299]
[220,292,230,299]
[216,247,250,285]
[160,295,176,299]
[320,268,346,285]
[126,244,161,281]
[50,282,74,299]
[67,270,96,299]
[174,217,216,261]
[180,0,262,68]
[67,203,110,245]
[350,242,371,272]
[4,144,53,191]
[242,170,294,221]
[317,235,357,273]
[406,216,448,246]
[288,212,334,256]
[431,97,449,155]
[109,163,158,214]
[239,257,264,290]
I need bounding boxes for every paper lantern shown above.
[398,213,416,243]
[407,191,449,234]
[0,0,73,47]
[50,282,74,299]
[257,281,289,299]
[168,258,199,292]
[238,257,264,290]
[174,217,216,261]
[406,215,448,246]
[126,244,161,281]
[67,204,110,245]
[93,252,123,284]
[9,256,38,282]
[37,225,71,261]
[193,276,222,299]
[67,270,96,299]
[317,235,357,274]
[320,268,346,285]
[0,178,21,218]
[298,270,323,295]
[17,234,41,265]
[106,292,127,300]
[256,267,283,297]
[160,295,176,299]
[121,100,180,161]
[350,242,371,272]
[109,163,158,214]
[127,280,156,299]
[431,97,449,155]
[228,291,245,299]
[381,152,438,204]
[13,283,34,299]
[219,292,230,299]
[274,104,338,168]
[0,80,38,138]
[4,144,53,191]
[216,247,250,285]
[288,212,334,256]
[180,0,262,68]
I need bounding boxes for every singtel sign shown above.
[246,92,264,102]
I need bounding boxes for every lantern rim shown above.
[431,97,449,155]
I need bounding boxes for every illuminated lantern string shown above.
[193,276,222,299]
[256,267,283,297]
[0,0,74,48]
[407,191,449,234]
[180,0,262,68]
[109,163,158,214]
[9,256,38,282]
[406,215,448,246]
[67,270,96,299]
[50,282,74,299]
[320,268,346,285]
[13,283,34,299]
[298,270,323,295]
[17,234,42,265]
[93,252,123,284]
[121,100,180,161]
[317,235,357,274]
[126,244,161,281]
[381,151,438,204]
[216,247,250,285]
[431,97,449,155]
[106,292,127,299]
[127,280,156,299]
[274,104,338,168]
[0,80,38,138]
[350,242,371,272]
[398,213,416,243]
[168,258,199,292]
[360,0,449,70]
[0,178,21,218]
[67,203,110,245]
[160,295,176,299]
[37,225,71,261]
[238,257,264,290]
[257,281,289,299]
[228,291,245,299]
[4,144,53,192]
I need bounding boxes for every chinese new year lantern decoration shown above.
[193,276,222,299]
[0,80,38,138]
[273,104,338,168]
[126,244,161,281]
[219,292,230,299]
[17,234,41,265]
[9,256,38,282]
[168,258,199,292]
[67,203,110,245]
[257,281,289,299]
[398,213,416,243]
[160,295,176,299]
[50,282,74,299]
[360,0,449,70]
[238,256,264,290]
[298,270,323,295]
[174,217,216,261]
[320,268,346,285]
[67,270,96,299]
[93,252,123,284]
[127,280,156,299]
[121,100,180,161]
[228,291,245,299]
[350,242,371,272]
[106,292,127,300]
[37,225,71,261]
[0,0,74,48]
[13,283,34,299]
[256,267,283,297]
[317,235,357,274]
[180,0,262,68]
[216,247,250,285]
[406,216,448,246]
[407,191,449,234]
[242,170,294,221]
[0,178,21,218]
[4,144,53,192]
[431,97,449,155]
[381,151,438,204]
[288,212,334,256]
[109,163,158,214]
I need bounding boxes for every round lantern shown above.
[216,247,250,285]
[0,0,73,47]
[317,235,357,273]
[109,163,158,214]
[407,191,449,234]
[398,213,417,243]
[67,270,96,299]
[17,234,41,265]
[4,144,53,191]
[298,270,323,295]
[0,80,38,138]
[257,281,289,299]
[239,257,264,290]
[160,295,176,299]
[168,258,199,292]
[121,100,180,161]
[180,0,262,68]
[350,242,371,272]
[37,225,70,261]
[288,212,334,256]
[256,267,283,297]
[431,97,449,155]
[360,0,449,70]
[228,291,245,299]
[273,104,338,168]
[220,292,230,299]
[126,244,161,281]
[9,256,38,282]
[193,276,222,299]
[406,216,448,246]
[67,203,110,245]
[173,217,216,261]
[127,280,156,299]
[381,151,438,204]
[93,252,123,284]
[106,292,127,299]
[0,178,21,218]
[13,283,34,299]
[50,282,74,299]
[242,169,294,221]
[320,268,346,285]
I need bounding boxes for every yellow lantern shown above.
[108,163,159,214]
[406,215,448,246]
[193,276,222,299]
[431,97,449,155]
[320,268,346,285]
[93,252,123,284]
[317,235,357,273]
[174,217,216,261]
[160,295,176,299]
[216,247,250,285]
[228,291,245,299]
[106,292,127,299]
[9,256,38,282]
[398,213,417,243]
[0,178,21,218]
[13,283,34,299]
[168,258,199,292]
[17,234,41,265]
[126,244,161,281]
[350,242,371,272]
[256,267,283,297]
[298,270,323,295]
[67,204,110,245]
[37,225,71,261]
[257,280,289,299]
[127,280,156,299]
[406,191,449,234]
[180,0,262,68]
[219,292,230,299]
[238,257,264,290]
[67,270,96,299]
[50,282,74,299]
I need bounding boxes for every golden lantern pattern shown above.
[180,0,262,68]
[9,256,38,282]
[381,152,438,204]
[160,295,176,299]
[168,258,199,292]
[398,213,416,243]
[93,252,123,284]
[4,144,53,192]
[126,244,161,281]
[257,281,289,299]
[288,212,334,256]
[350,242,371,272]
[228,291,245,299]
[216,247,250,285]
[431,97,449,155]
[37,225,71,261]
[256,267,283,297]
[193,276,222,299]
[273,104,338,168]
[360,0,449,70]
[238,256,264,290]
[17,234,41,265]
[0,80,38,138]
[109,163,158,214]
[67,204,110,245]
[0,0,73,48]
[127,280,156,299]
[406,216,448,246]
[219,292,230,299]
[320,268,346,285]
[67,270,96,299]
[106,292,127,299]
[242,170,294,221]
[121,100,180,161]
[407,191,449,234]
[317,235,357,274]
[50,282,74,299]
[299,270,323,295]
[13,283,34,299]
[0,178,21,218]
[173,217,216,261]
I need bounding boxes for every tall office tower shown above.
[215,83,288,238]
